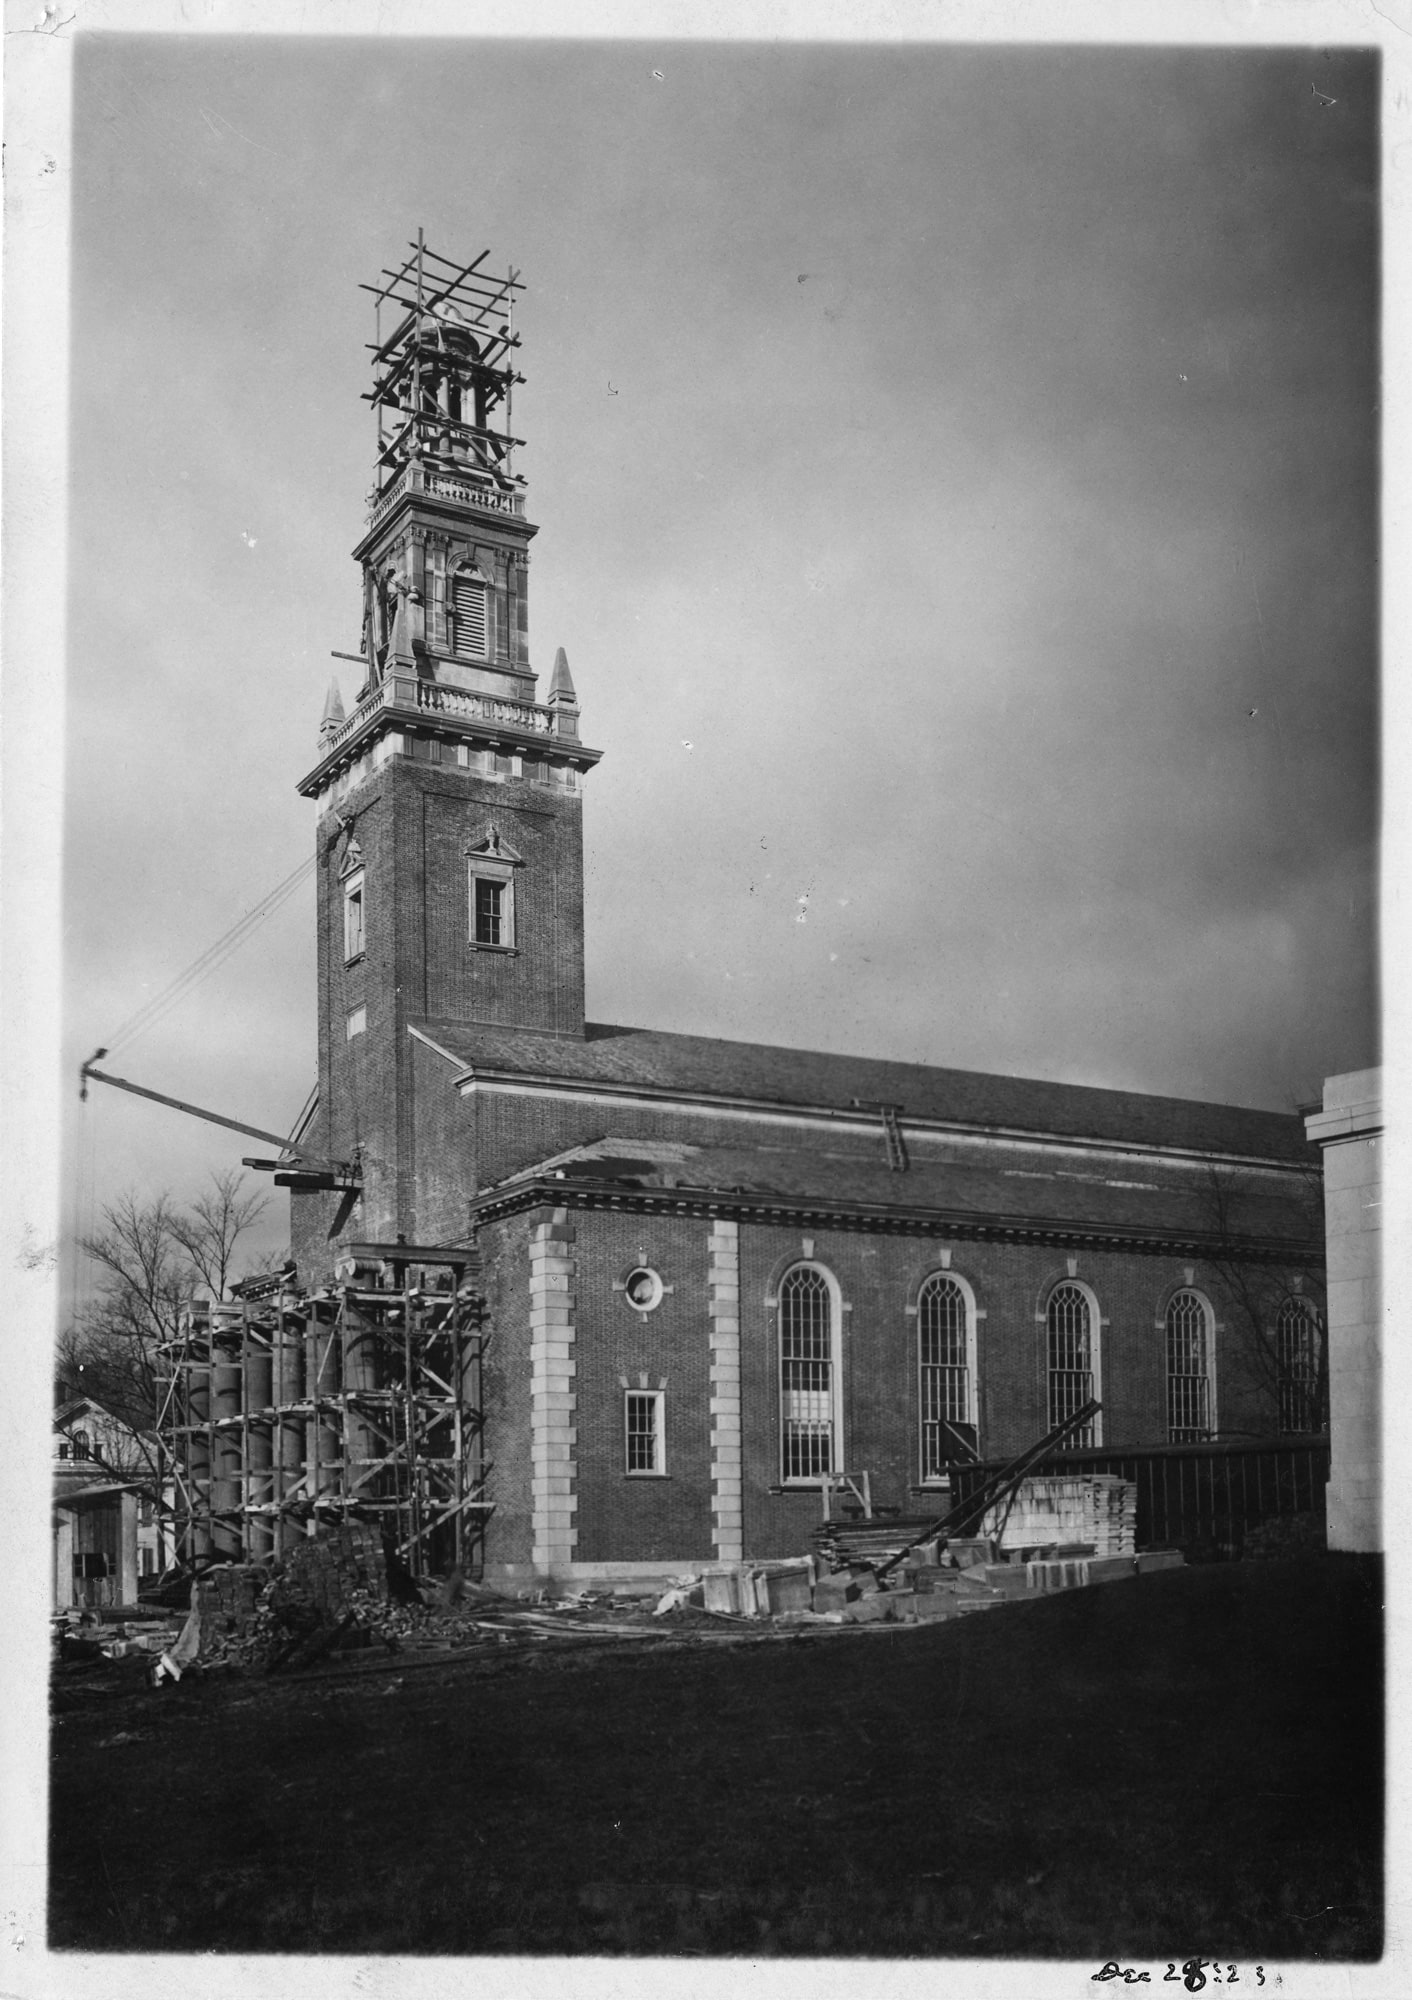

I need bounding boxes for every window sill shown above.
[624,1472,670,1481]
[344,952,365,968]
[469,943,520,956]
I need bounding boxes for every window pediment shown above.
[466,825,524,867]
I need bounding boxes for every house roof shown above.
[415,1017,1314,1165]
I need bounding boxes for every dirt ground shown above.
[48,1554,1381,1960]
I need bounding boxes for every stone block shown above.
[1085,1555,1136,1585]
[842,1595,890,1624]
[910,1595,957,1623]
[1136,1549,1184,1574]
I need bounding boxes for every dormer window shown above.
[452,571,489,659]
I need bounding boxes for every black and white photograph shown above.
[2,3,1398,1992]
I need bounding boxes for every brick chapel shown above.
[288,245,1325,1586]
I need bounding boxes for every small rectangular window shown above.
[475,878,503,946]
[343,871,365,961]
[346,1006,367,1039]
[625,1391,665,1475]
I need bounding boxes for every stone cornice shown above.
[469,1174,1324,1267]
[297,676,604,797]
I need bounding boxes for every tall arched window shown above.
[918,1274,978,1478]
[1165,1289,1214,1442]
[1046,1282,1100,1447]
[1276,1297,1325,1435]
[778,1264,841,1482]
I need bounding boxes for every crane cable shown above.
[103,853,316,1059]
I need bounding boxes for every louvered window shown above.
[453,575,489,658]
[919,1275,978,1476]
[1047,1282,1099,1447]
[1166,1290,1213,1442]
[780,1266,840,1481]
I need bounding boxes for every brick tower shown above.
[292,237,602,1271]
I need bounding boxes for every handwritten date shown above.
[1092,1963,1280,1989]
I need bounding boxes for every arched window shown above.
[918,1274,978,1478]
[778,1264,842,1482]
[1165,1290,1214,1442]
[1276,1297,1325,1435]
[70,1429,91,1461]
[1046,1282,1101,1448]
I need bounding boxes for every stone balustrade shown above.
[416,682,551,733]
[320,674,561,764]
[368,462,524,527]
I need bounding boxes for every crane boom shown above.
[78,1059,356,1182]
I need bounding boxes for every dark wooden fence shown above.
[949,1437,1330,1561]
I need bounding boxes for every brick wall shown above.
[535,1212,1319,1567]
[292,753,587,1278]
[570,1211,715,1566]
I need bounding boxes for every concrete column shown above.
[529,1209,577,1572]
[185,1342,213,1562]
[708,1218,744,1562]
[272,1305,306,1554]
[244,1322,275,1559]
[305,1302,343,1499]
[209,1315,243,1561]
[1306,1068,1382,1553]
[341,1292,383,1502]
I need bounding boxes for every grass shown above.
[48,1553,1381,1959]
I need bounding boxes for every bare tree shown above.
[57,1171,275,1489]
[1198,1161,1328,1438]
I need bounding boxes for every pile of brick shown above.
[985,1473,1137,1557]
[183,1520,393,1672]
[194,1564,269,1642]
[264,1519,388,1624]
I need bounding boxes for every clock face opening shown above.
[624,1267,664,1312]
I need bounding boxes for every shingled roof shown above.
[414,1017,1313,1165]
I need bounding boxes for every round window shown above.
[623,1267,664,1313]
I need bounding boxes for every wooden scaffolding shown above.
[156,1244,492,1578]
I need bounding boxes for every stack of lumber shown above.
[813,1516,941,1572]
[985,1473,1136,1557]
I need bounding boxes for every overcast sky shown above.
[58,34,1378,1290]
